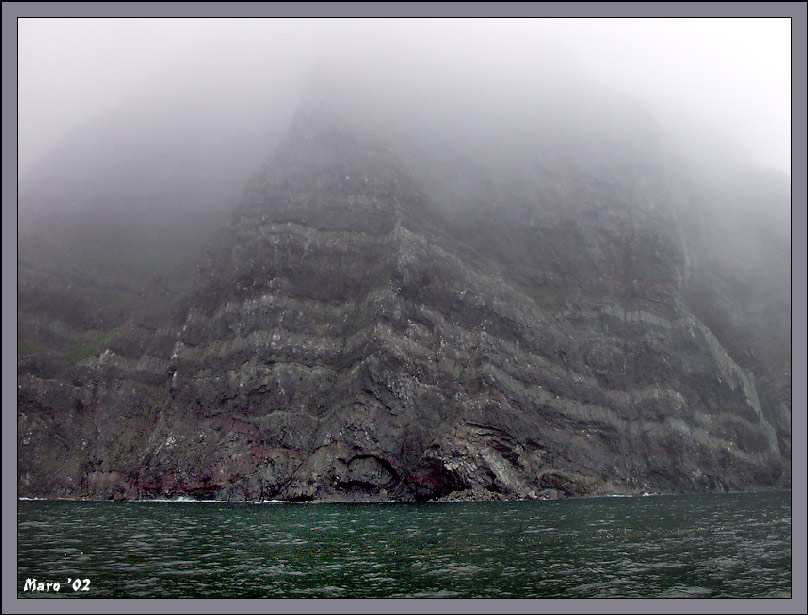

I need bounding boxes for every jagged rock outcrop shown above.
[17,75,791,502]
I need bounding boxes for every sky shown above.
[17,17,792,177]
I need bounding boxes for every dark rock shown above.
[17,73,790,503]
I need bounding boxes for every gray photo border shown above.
[3,2,805,614]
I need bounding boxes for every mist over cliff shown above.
[17,19,791,501]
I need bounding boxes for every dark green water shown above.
[17,491,791,598]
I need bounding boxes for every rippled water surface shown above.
[18,491,791,598]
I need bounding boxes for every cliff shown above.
[17,75,791,502]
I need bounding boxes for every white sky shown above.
[17,17,792,176]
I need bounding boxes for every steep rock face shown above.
[17,90,791,502]
[134,118,786,501]
[17,196,218,499]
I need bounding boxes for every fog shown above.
[12,15,797,508]
[19,18,791,192]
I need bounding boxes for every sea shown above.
[17,490,791,599]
